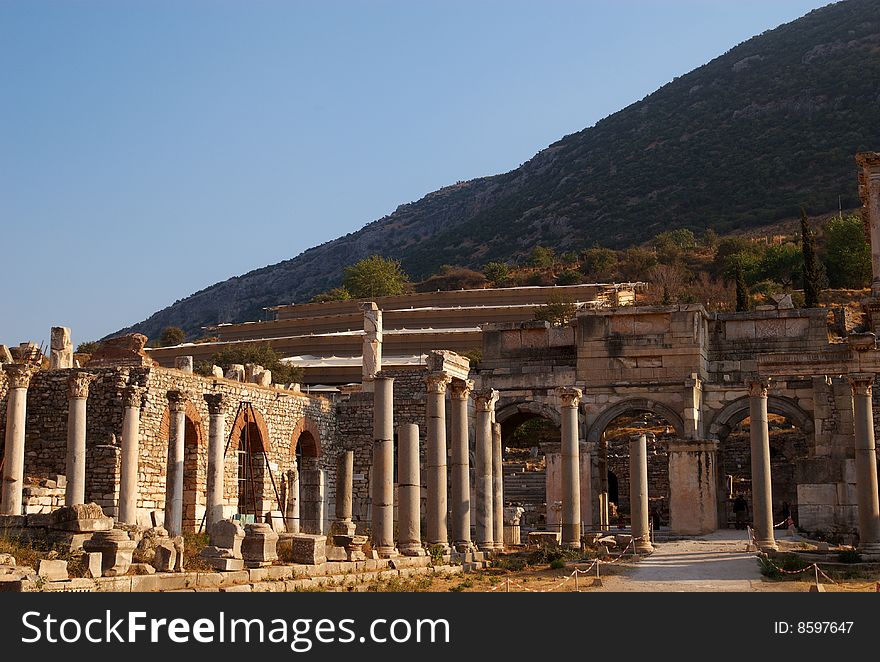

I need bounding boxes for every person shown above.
[733,493,748,529]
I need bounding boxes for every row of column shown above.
[747,376,880,554]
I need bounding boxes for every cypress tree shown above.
[735,262,749,312]
[800,208,821,308]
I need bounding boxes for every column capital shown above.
[2,363,38,389]
[122,385,144,408]
[67,369,97,399]
[849,373,875,397]
[745,376,770,398]
[473,389,499,412]
[449,378,474,400]
[167,389,188,413]
[555,386,582,408]
[426,371,451,394]
[203,392,225,415]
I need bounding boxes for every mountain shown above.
[114,0,880,340]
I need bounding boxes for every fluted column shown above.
[474,389,498,552]
[118,385,144,524]
[849,374,880,554]
[65,370,97,506]
[492,421,504,551]
[557,386,582,549]
[397,423,425,556]
[165,390,187,537]
[1,364,37,515]
[449,379,473,552]
[425,371,452,552]
[203,393,226,530]
[629,433,654,554]
[371,375,397,557]
[746,378,777,551]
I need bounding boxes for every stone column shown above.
[473,389,498,552]
[118,386,144,524]
[332,450,356,536]
[397,423,425,556]
[581,441,596,530]
[746,378,777,551]
[1,364,37,516]
[203,393,226,530]
[65,370,97,506]
[425,371,451,552]
[557,387,582,549]
[667,440,719,535]
[361,302,382,392]
[371,375,397,557]
[629,434,654,554]
[284,466,300,533]
[449,379,473,552]
[849,374,880,554]
[856,152,880,298]
[165,390,187,538]
[492,421,504,551]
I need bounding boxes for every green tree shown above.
[800,209,822,308]
[825,214,871,288]
[618,248,658,281]
[735,263,750,312]
[416,265,487,292]
[533,293,578,326]
[758,242,802,288]
[579,247,618,279]
[309,287,351,303]
[654,228,696,252]
[158,326,186,347]
[342,255,410,299]
[75,341,100,354]
[528,246,555,268]
[555,269,582,286]
[483,261,510,287]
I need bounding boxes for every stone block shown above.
[206,557,245,572]
[289,534,327,565]
[242,523,279,566]
[50,503,114,532]
[82,529,137,577]
[221,584,252,592]
[153,542,177,572]
[0,553,15,566]
[85,553,103,579]
[37,559,69,582]
[209,519,245,555]
[174,356,193,373]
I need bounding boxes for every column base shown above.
[330,520,356,537]
[477,542,495,554]
[427,542,450,555]
[756,538,778,552]
[453,540,475,554]
[398,543,427,557]
[374,546,399,559]
[491,542,504,553]
[562,541,581,551]
[635,541,654,555]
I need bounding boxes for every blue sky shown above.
[1,0,833,348]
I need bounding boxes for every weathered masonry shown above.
[1,152,880,562]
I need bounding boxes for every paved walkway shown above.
[600,529,796,592]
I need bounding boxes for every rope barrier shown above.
[758,554,880,591]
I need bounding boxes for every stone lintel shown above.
[425,349,470,381]
[666,439,719,453]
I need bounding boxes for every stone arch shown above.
[708,395,813,441]
[228,404,270,454]
[495,400,562,428]
[290,416,322,459]
[587,397,685,443]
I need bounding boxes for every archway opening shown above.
[717,411,809,530]
[598,411,675,530]
[236,419,266,520]
[499,411,559,533]
[292,422,323,534]
[182,416,203,531]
